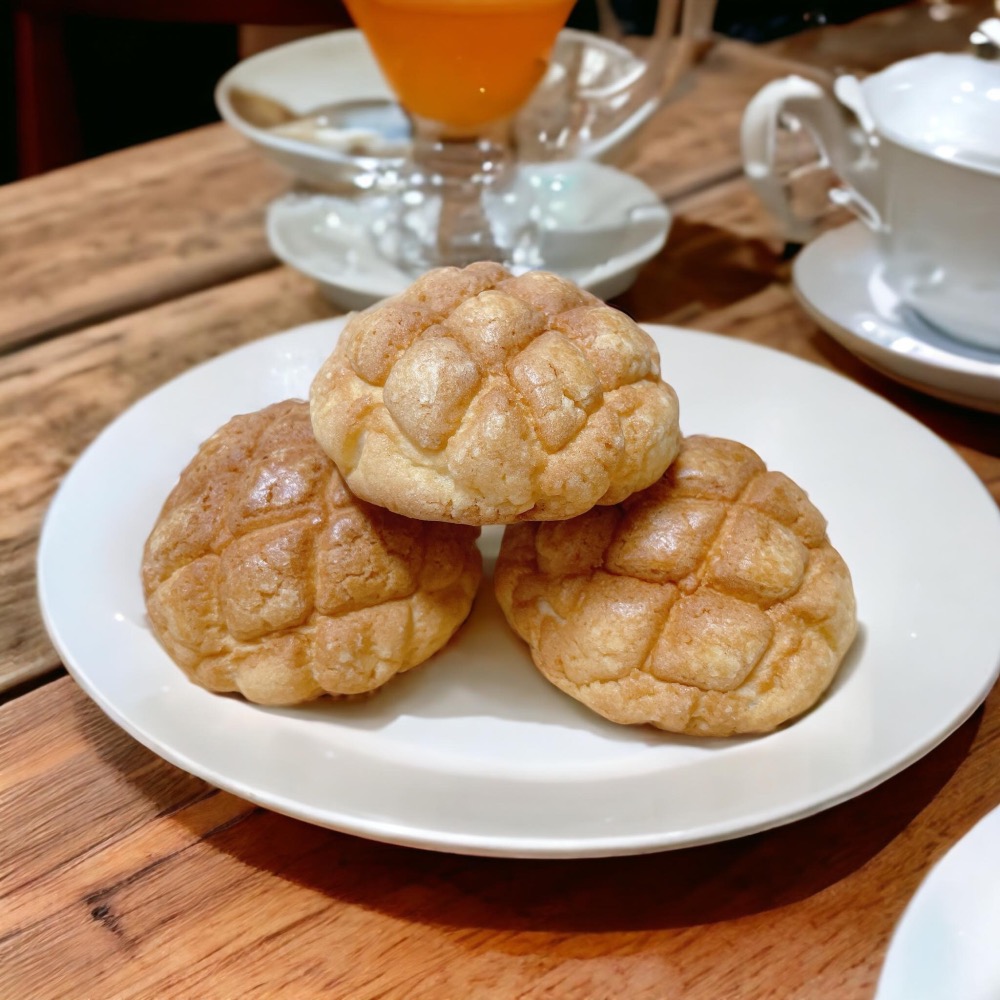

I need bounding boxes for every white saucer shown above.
[876,804,1000,1000]
[792,221,1000,414]
[266,161,670,309]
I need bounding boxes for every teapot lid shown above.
[862,52,1000,175]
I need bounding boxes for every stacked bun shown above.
[309,262,680,523]
[144,264,856,733]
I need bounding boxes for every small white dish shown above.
[266,161,671,308]
[215,28,650,192]
[793,221,1000,414]
[37,318,1000,858]
[876,804,1000,1000]
[215,29,402,191]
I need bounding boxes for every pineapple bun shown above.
[494,435,857,736]
[309,262,681,525]
[142,399,481,705]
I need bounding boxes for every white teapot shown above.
[742,46,1000,350]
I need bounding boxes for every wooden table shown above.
[2,5,999,997]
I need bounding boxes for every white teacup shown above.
[741,52,1000,351]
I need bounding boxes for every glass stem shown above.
[409,115,516,267]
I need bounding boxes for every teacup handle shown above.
[740,74,883,243]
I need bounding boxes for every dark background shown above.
[0,1,904,184]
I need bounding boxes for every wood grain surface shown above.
[1,677,997,999]
[2,3,999,998]
[767,0,992,72]
[0,126,289,354]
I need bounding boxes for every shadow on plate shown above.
[72,654,984,936]
[174,701,982,934]
[259,557,815,755]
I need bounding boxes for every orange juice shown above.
[346,0,575,132]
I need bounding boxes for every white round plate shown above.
[266,161,670,310]
[793,221,1000,414]
[876,804,1000,1000]
[37,320,1000,858]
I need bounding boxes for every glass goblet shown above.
[344,0,577,272]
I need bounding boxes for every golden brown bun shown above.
[494,435,857,736]
[309,263,681,525]
[142,400,482,705]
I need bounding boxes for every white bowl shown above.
[266,160,670,309]
[215,28,654,192]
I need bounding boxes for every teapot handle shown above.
[740,74,883,243]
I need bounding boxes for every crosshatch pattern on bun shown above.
[494,435,858,736]
[141,400,482,705]
[309,262,681,525]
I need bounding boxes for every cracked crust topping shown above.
[494,435,858,736]
[141,400,482,705]
[309,263,681,525]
